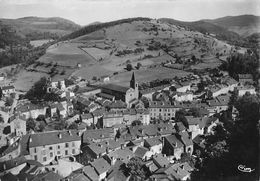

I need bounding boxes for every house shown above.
[65,114,80,126]
[84,143,107,159]
[162,134,184,160]
[149,101,182,120]
[0,156,27,177]
[82,128,115,144]
[236,85,256,96]
[0,139,20,162]
[92,109,105,125]
[103,111,124,128]
[152,153,170,169]
[108,100,127,111]
[76,86,101,97]
[134,146,152,161]
[1,85,15,95]
[238,74,254,84]
[90,157,111,181]
[27,130,81,164]
[107,148,134,164]
[178,131,193,154]
[172,91,193,102]
[204,117,219,134]
[185,116,205,139]
[144,136,162,155]
[96,93,115,101]
[100,75,110,83]
[9,117,27,136]
[81,113,93,126]
[16,103,48,119]
[175,81,191,93]
[208,84,230,98]
[82,165,99,181]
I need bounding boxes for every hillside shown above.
[10,18,238,92]
[0,16,81,40]
[204,15,260,37]
[159,18,241,42]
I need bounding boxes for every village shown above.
[0,60,257,181]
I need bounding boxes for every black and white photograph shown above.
[0,0,259,180]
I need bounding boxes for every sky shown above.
[0,0,259,25]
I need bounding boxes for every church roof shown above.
[99,84,130,93]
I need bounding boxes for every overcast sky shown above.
[0,0,259,25]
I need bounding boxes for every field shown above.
[30,39,53,47]
[81,47,110,60]
[13,70,48,92]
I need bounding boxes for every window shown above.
[65,143,69,148]
[57,151,60,155]
[50,152,53,157]
[65,150,68,155]
[49,146,53,150]
[159,109,162,112]
[72,142,75,147]
[57,145,60,149]
[34,148,37,153]
[72,149,75,154]
[42,150,46,155]
[43,157,47,162]
[34,155,37,161]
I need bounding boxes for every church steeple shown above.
[130,72,136,89]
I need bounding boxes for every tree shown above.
[125,157,150,180]
[175,109,188,127]
[192,94,260,180]
[26,118,36,131]
[136,62,142,70]
[140,96,149,108]
[131,120,142,126]
[126,63,133,71]
[36,115,45,122]
[68,122,78,130]
[25,77,48,101]
[5,97,13,106]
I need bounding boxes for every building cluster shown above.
[0,70,257,180]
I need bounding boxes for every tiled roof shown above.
[82,128,114,143]
[29,130,81,148]
[134,146,149,158]
[164,135,184,149]
[152,154,170,168]
[87,143,107,156]
[178,131,193,146]
[90,157,110,175]
[145,136,162,147]
[81,113,93,120]
[83,165,99,180]
[0,156,26,171]
[108,148,134,163]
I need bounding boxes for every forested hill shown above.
[0,16,81,40]
[61,17,151,41]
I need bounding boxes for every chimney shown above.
[3,163,6,170]
[58,133,62,139]
[180,164,184,169]
[68,130,72,136]
[29,137,32,143]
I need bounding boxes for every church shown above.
[98,72,139,107]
